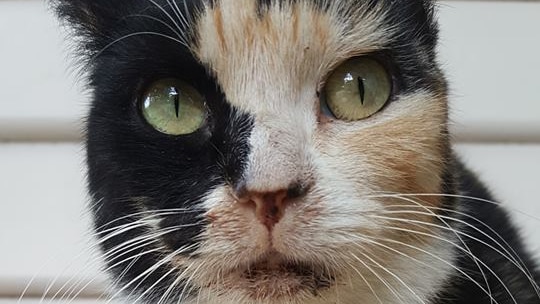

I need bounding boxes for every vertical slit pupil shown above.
[171,87,180,118]
[357,77,365,105]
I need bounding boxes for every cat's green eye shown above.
[141,79,206,135]
[323,57,391,121]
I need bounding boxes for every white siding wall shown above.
[1,0,539,302]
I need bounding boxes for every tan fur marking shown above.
[291,4,300,43]
[213,8,226,51]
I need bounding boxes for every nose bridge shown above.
[243,116,310,193]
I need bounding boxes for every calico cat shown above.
[53,0,540,303]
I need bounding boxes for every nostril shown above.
[268,205,280,217]
[286,182,307,199]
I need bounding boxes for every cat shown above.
[53,0,540,303]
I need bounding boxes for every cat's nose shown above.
[236,183,307,230]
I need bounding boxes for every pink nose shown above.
[243,190,289,230]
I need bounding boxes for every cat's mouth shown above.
[217,255,335,299]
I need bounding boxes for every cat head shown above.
[54,0,453,303]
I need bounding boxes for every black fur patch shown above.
[53,0,253,298]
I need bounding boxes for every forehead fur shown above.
[196,0,392,112]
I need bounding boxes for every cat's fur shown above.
[53,0,540,303]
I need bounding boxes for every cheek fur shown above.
[313,91,448,242]
[367,99,445,199]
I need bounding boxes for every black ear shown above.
[51,0,131,59]
[51,1,203,63]
[53,0,101,31]
[386,0,439,52]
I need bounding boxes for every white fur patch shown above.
[170,1,456,303]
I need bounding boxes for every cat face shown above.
[56,0,453,303]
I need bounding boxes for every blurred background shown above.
[0,0,539,303]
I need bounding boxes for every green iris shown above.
[324,57,391,121]
[141,79,206,135]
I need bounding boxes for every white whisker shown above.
[132,266,179,303]
[125,14,184,41]
[95,31,189,60]
[356,250,427,304]
[105,244,196,304]
[344,260,384,304]
[378,224,519,304]
[166,0,190,30]
[64,247,165,304]
[349,252,407,304]
[351,234,500,304]
[371,192,540,221]
[370,211,540,297]
[146,0,187,35]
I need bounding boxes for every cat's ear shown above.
[51,0,122,58]
[53,0,112,34]
[389,0,439,52]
